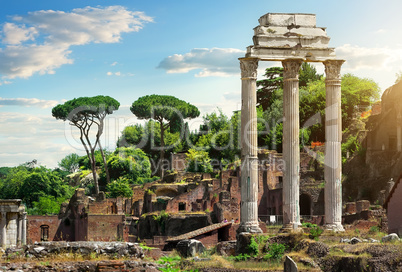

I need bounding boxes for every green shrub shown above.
[153,210,169,234]
[341,135,361,163]
[302,222,316,228]
[248,237,259,256]
[264,243,287,260]
[157,255,181,267]
[309,225,323,241]
[229,253,251,262]
[185,148,213,173]
[28,195,68,215]
[106,177,133,198]
[369,226,379,234]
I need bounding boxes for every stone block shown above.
[236,232,252,255]
[176,239,205,258]
[345,202,356,214]
[356,200,370,213]
[382,233,400,243]
[259,13,316,27]
[216,241,236,256]
[284,255,298,272]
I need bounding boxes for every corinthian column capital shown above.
[240,58,259,79]
[282,59,303,80]
[324,59,345,80]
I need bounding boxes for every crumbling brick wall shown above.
[165,183,207,213]
[27,215,61,243]
[87,214,125,241]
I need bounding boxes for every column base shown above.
[324,223,345,232]
[236,222,262,234]
[280,223,303,233]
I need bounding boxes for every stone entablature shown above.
[254,13,330,49]
[0,199,26,247]
[246,13,336,62]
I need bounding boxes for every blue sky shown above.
[1,0,402,168]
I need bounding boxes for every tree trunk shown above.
[98,142,110,184]
[90,148,99,195]
[159,121,165,180]
[97,117,110,184]
[78,127,98,193]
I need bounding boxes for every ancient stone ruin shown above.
[239,13,344,232]
[0,199,26,247]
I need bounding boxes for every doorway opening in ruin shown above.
[178,202,186,211]
[218,226,230,242]
[389,135,397,150]
[300,194,312,216]
[40,225,49,241]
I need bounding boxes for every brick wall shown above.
[88,201,111,214]
[87,215,125,241]
[132,186,145,203]
[27,215,60,243]
[197,230,218,248]
[75,215,88,241]
[165,183,206,213]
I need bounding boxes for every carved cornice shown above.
[324,60,345,80]
[282,59,303,79]
[240,58,259,79]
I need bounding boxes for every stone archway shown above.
[155,187,179,198]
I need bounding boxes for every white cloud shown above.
[19,6,153,46]
[0,97,60,108]
[111,61,118,66]
[374,29,387,34]
[0,80,11,86]
[336,44,402,71]
[0,44,73,79]
[335,44,402,90]
[1,22,37,44]
[0,6,153,79]
[0,106,139,168]
[222,91,240,102]
[157,48,245,77]
[106,71,133,76]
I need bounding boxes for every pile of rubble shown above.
[3,241,144,259]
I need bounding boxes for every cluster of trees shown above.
[119,63,380,172]
[50,94,199,206]
[0,161,74,215]
[0,64,381,215]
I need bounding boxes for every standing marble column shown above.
[282,59,303,231]
[17,214,22,246]
[238,57,262,234]
[1,212,6,247]
[324,59,345,231]
[22,212,27,245]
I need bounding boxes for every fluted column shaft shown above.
[22,212,26,245]
[1,212,6,247]
[238,58,262,233]
[17,214,22,246]
[324,59,345,231]
[282,59,303,231]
